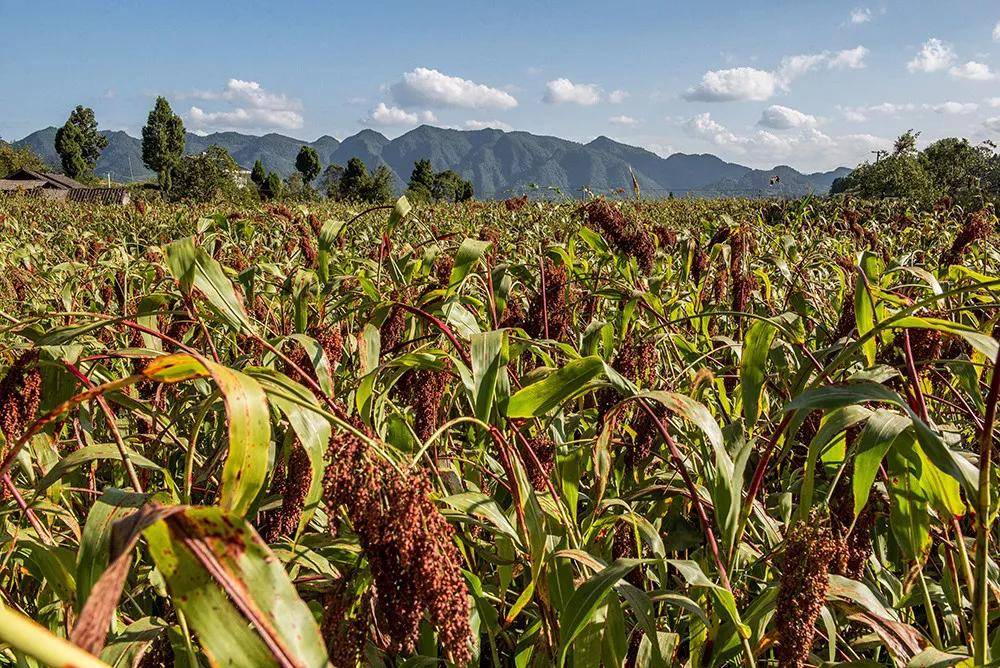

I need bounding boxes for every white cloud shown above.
[926,101,978,114]
[188,106,303,131]
[685,48,867,102]
[609,115,640,126]
[869,102,916,114]
[985,117,1000,132]
[463,119,512,131]
[364,103,436,126]
[777,47,868,83]
[683,112,741,143]
[994,21,1000,41]
[842,108,868,122]
[682,112,890,168]
[907,38,956,73]
[608,90,630,104]
[683,67,777,102]
[390,67,517,109]
[850,8,872,24]
[949,61,996,81]
[987,97,1000,108]
[759,105,818,129]
[827,46,869,69]
[543,78,604,105]
[185,78,304,131]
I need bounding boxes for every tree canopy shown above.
[832,130,1000,207]
[295,146,321,184]
[0,140,47,177]
[141,97,186,193]
[170,145,248,202]
[54,106,108,180]
[405,159,474,203]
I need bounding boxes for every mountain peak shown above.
[11,125,849,198]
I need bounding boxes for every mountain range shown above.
[11,125,850,198]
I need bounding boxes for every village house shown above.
[0,168,130,204]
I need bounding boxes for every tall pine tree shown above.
[54,106,108,180]
[141,97,186,193]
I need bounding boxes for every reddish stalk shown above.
[394,303,471,367]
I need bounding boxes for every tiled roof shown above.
[0,179,46,191]
[6,169,87,189]
[67,188,130,204]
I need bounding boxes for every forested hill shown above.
[13,125,849,198]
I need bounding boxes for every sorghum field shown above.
[0,194,997,667]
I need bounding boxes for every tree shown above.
[54,106,108,180]
[251,160,266,189]
[295,146,321,184]
[321,163,344,199]
[264,171,284,200]
[406,159,435,202]
[920,138,995,207]
[284,172,309,200]
[893,130,919,157]
[0,140,47,177]
[141,97,186,193]
[171,145,243,202]
[363,165,396,204]
[406,159,474,203]
[832,130,1000,205]
[431,169,474,202]
[830,130,938,203]
[338,157,370,201]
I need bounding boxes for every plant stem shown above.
[973,347,1000,666]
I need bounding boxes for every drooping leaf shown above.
[507,355,604,418]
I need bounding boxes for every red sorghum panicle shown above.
[942,209,994,266]
[323,431,471,663]
[525,436,555,490]
[691,245,710,284]
[729,224,757,313]
[708,224,732,249]
[709,267,729,305]
[282,339,313,387]
[654,225,678,249]
[581,199,655,273]
[776,511,839,668]
[627,408,660,472]
[612,521,644,587]
[0,350,41,501]
[0,350,42,444]
[308,213,323,235]
[498,295,525,330]
[830,465,876,580]
[893,326,944,368]
[433,253,455,288]
[526,258,570,341]
[315,323,344,369]
[259,441,311,542]
[258,457,287,543]
[321,585,368,667]
[396,361,452,442]
[479,225,502,264]
[598,335,656,415]
[503,195,529,212]
[298,224,318,266]
[616,335,658,389]
[380,304,408,353]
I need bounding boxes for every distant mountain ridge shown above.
[12,125,850,198]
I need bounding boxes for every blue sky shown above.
[2,0,1000,171]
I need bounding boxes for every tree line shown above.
[2,98,474,204]
[831,130,1000,208]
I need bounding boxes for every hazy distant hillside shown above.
[13,125,849,198]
